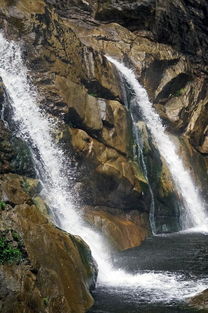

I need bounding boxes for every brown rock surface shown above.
[68,127,148,211]
[0,173,41,205]
[0,202,97,313]
[0,121,35,177]
[0,170,97,313]
[187,288,208,310]
[1,0,207,227]
[83,206,150,251]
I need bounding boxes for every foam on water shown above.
[98,271,207,303]
[0,33,207,303]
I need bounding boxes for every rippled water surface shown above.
[88,233,208,313]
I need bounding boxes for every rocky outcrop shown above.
[187,289,208,310]
[0,172,97,313]
[93,1,208,69]
[68,127,147,209]
[0,1,152,235]
[83,206,150,250]
[0,121,35,177]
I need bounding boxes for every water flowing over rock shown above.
[0,0,207,231]
[0,0,207,312]
[106,56,208,231]
[0,32,154,296]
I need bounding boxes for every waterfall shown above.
[133,122,156,234]
[0,32,114,282]
[0,33,207,302]
[106,56,208,232]
[119,76,156,233]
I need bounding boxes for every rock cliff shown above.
[0,0,207,312]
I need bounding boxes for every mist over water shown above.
[0,33,207,304]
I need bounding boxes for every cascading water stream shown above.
[118,77,156,233]
[106,56,208,233]
[135,129,156,234]
[0,33,207,302]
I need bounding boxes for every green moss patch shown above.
[0,230,27,265]
[0,200,6,210]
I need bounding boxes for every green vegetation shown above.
[172,88,186,97]
[0,200,6,210]
[43,297,49,306]
[21,179,30,193]
[0,237,22,264]
[88,92,99,97]
[11,230,20,241]
[0,231,26,265]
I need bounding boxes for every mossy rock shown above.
[11,138,36,178]
[70,234,98,290]
[33,196,50,217]
[0,230,28,265]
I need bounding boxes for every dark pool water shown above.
[88,232,208,313]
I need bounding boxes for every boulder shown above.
[83,206,150,250]
[187,289,208,310]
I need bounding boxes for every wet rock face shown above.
[154,0,208,67]
[31,0,208,69]
[0,0,207,310]
[95,0,155,31]
[0,207,97,313]
[0,175,97,313]
[0,121,36,178]
[83,206,150,251]
[45,0,97,18]
[68,127,148,211]
[95,0,208,68]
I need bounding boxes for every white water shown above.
[106,56,208,232]
[0,33,207,302]
[119,78,156,233]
